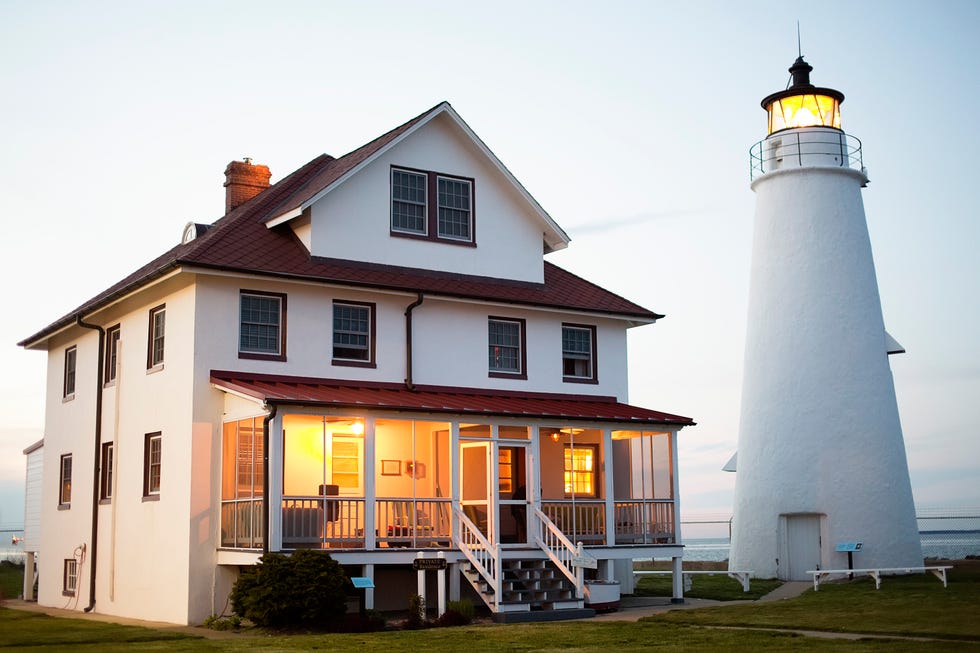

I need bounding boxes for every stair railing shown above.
[453,505,501,610]
[532,506,590,599]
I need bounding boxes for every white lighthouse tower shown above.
[728,56,923,580]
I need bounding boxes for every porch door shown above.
[498,446,529,546]
[783,514,822,580]
[460,442,491,539]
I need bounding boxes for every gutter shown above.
[75,315,105,613]
[403,292,424,390]
[261,403,278,555]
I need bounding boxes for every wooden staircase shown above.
[461,557,594,622]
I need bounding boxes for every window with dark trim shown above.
[100,442,113,502]
[59,454,72,507]
[563,444,597,497]
[562,324,597,383]
[391,166,474,245]
[239,291,286,360]
[63,346,77,398]
[143,432,162,499]
[332,301,376,367]
[488,317,526,379]
[147,305,166,369]
[63,558,77,596]
[105,325,120,383]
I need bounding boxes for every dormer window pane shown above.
[392,170,427,234]
[437,177,471,240]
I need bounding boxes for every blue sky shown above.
[1,0,978,530]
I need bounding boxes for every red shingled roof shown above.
[20,103,661,348]
[210,371,694,426]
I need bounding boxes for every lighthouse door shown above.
[782,514,822,580]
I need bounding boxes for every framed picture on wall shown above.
[381,459,400,476]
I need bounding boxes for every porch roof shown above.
[210,371,695,427]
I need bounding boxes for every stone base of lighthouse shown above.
[729,156,922,580]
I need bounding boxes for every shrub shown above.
[202,613,241,630]
[436,599,475,627]
[405,593,427,629]
[230,550,349,629]
[342,608,387,632]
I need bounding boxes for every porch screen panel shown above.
[652,432,672,499]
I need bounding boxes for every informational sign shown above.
[835,542,863,552]
[350,577,374,589]
[412,558,448,571]
[572,555,598,569]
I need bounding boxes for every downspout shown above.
[404,292,424,390]
[75,315,104,613]
[262,403,278,555]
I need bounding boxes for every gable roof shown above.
[20,105,662,349]
[263,101,570,254]
[211,371,694,427]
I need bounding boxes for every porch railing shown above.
[533,506,587,598]
[281,497,364,548]
[220,498,264,549]
[376,498,452,548]
[454,504,500,610]
[541,499,676,545]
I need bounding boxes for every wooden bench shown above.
[634,569,753,592]
[806,566,953,591]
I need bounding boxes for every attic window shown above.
[391,166,474,245]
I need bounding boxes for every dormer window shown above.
[391,166,474,245]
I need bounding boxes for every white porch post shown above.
[671,555,684,603]
[268,411,284,551]
[363,563,375,609]
[489,426,500,544]
[670,429,682,545]
[364,416,376,550]
[450,422,460,543]
[530,425,541,544]
[603,427,615,546]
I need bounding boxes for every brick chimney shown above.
[224,158,271,213]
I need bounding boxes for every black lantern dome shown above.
[761,56,845,134]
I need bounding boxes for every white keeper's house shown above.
[19,102,694,625]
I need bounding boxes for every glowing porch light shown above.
[762,56,844,135]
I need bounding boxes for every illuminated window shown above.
[331,438,361,490]
[59,454,72,507]
[564,445,596,497]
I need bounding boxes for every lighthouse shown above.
[728,56,922,580]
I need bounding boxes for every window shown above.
[143,432,162,499]
[59,454,72,507]
[390,167,474,244]
[63,346,77,398]
[239,291,286,359]
[63,559,78,596]
[147,305,166,368]
[488,317,526,378]
[562,324,597,383]
[104,325,120,383]
[564,445,597,497]
[392,169,427,234]
[332,301,375,367]
[100,442,113,502]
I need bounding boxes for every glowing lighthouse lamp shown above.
[729,56,922,581]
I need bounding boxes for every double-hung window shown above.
[63,559,78,596]
[59,454,72,507]
[488,317,526,378]
[63,346,77,398]
[391,167,474,244]
[563,444,597,497]
[562,324,597,383]
[143,432,162,499]
[104,325,120,383]
[332,301,375,367]
[239,291,286,359]
[147,305,166,369]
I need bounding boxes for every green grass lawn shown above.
[1,560,978,651]
[634,570,783,601]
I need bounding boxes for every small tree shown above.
[230,550,349,629]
